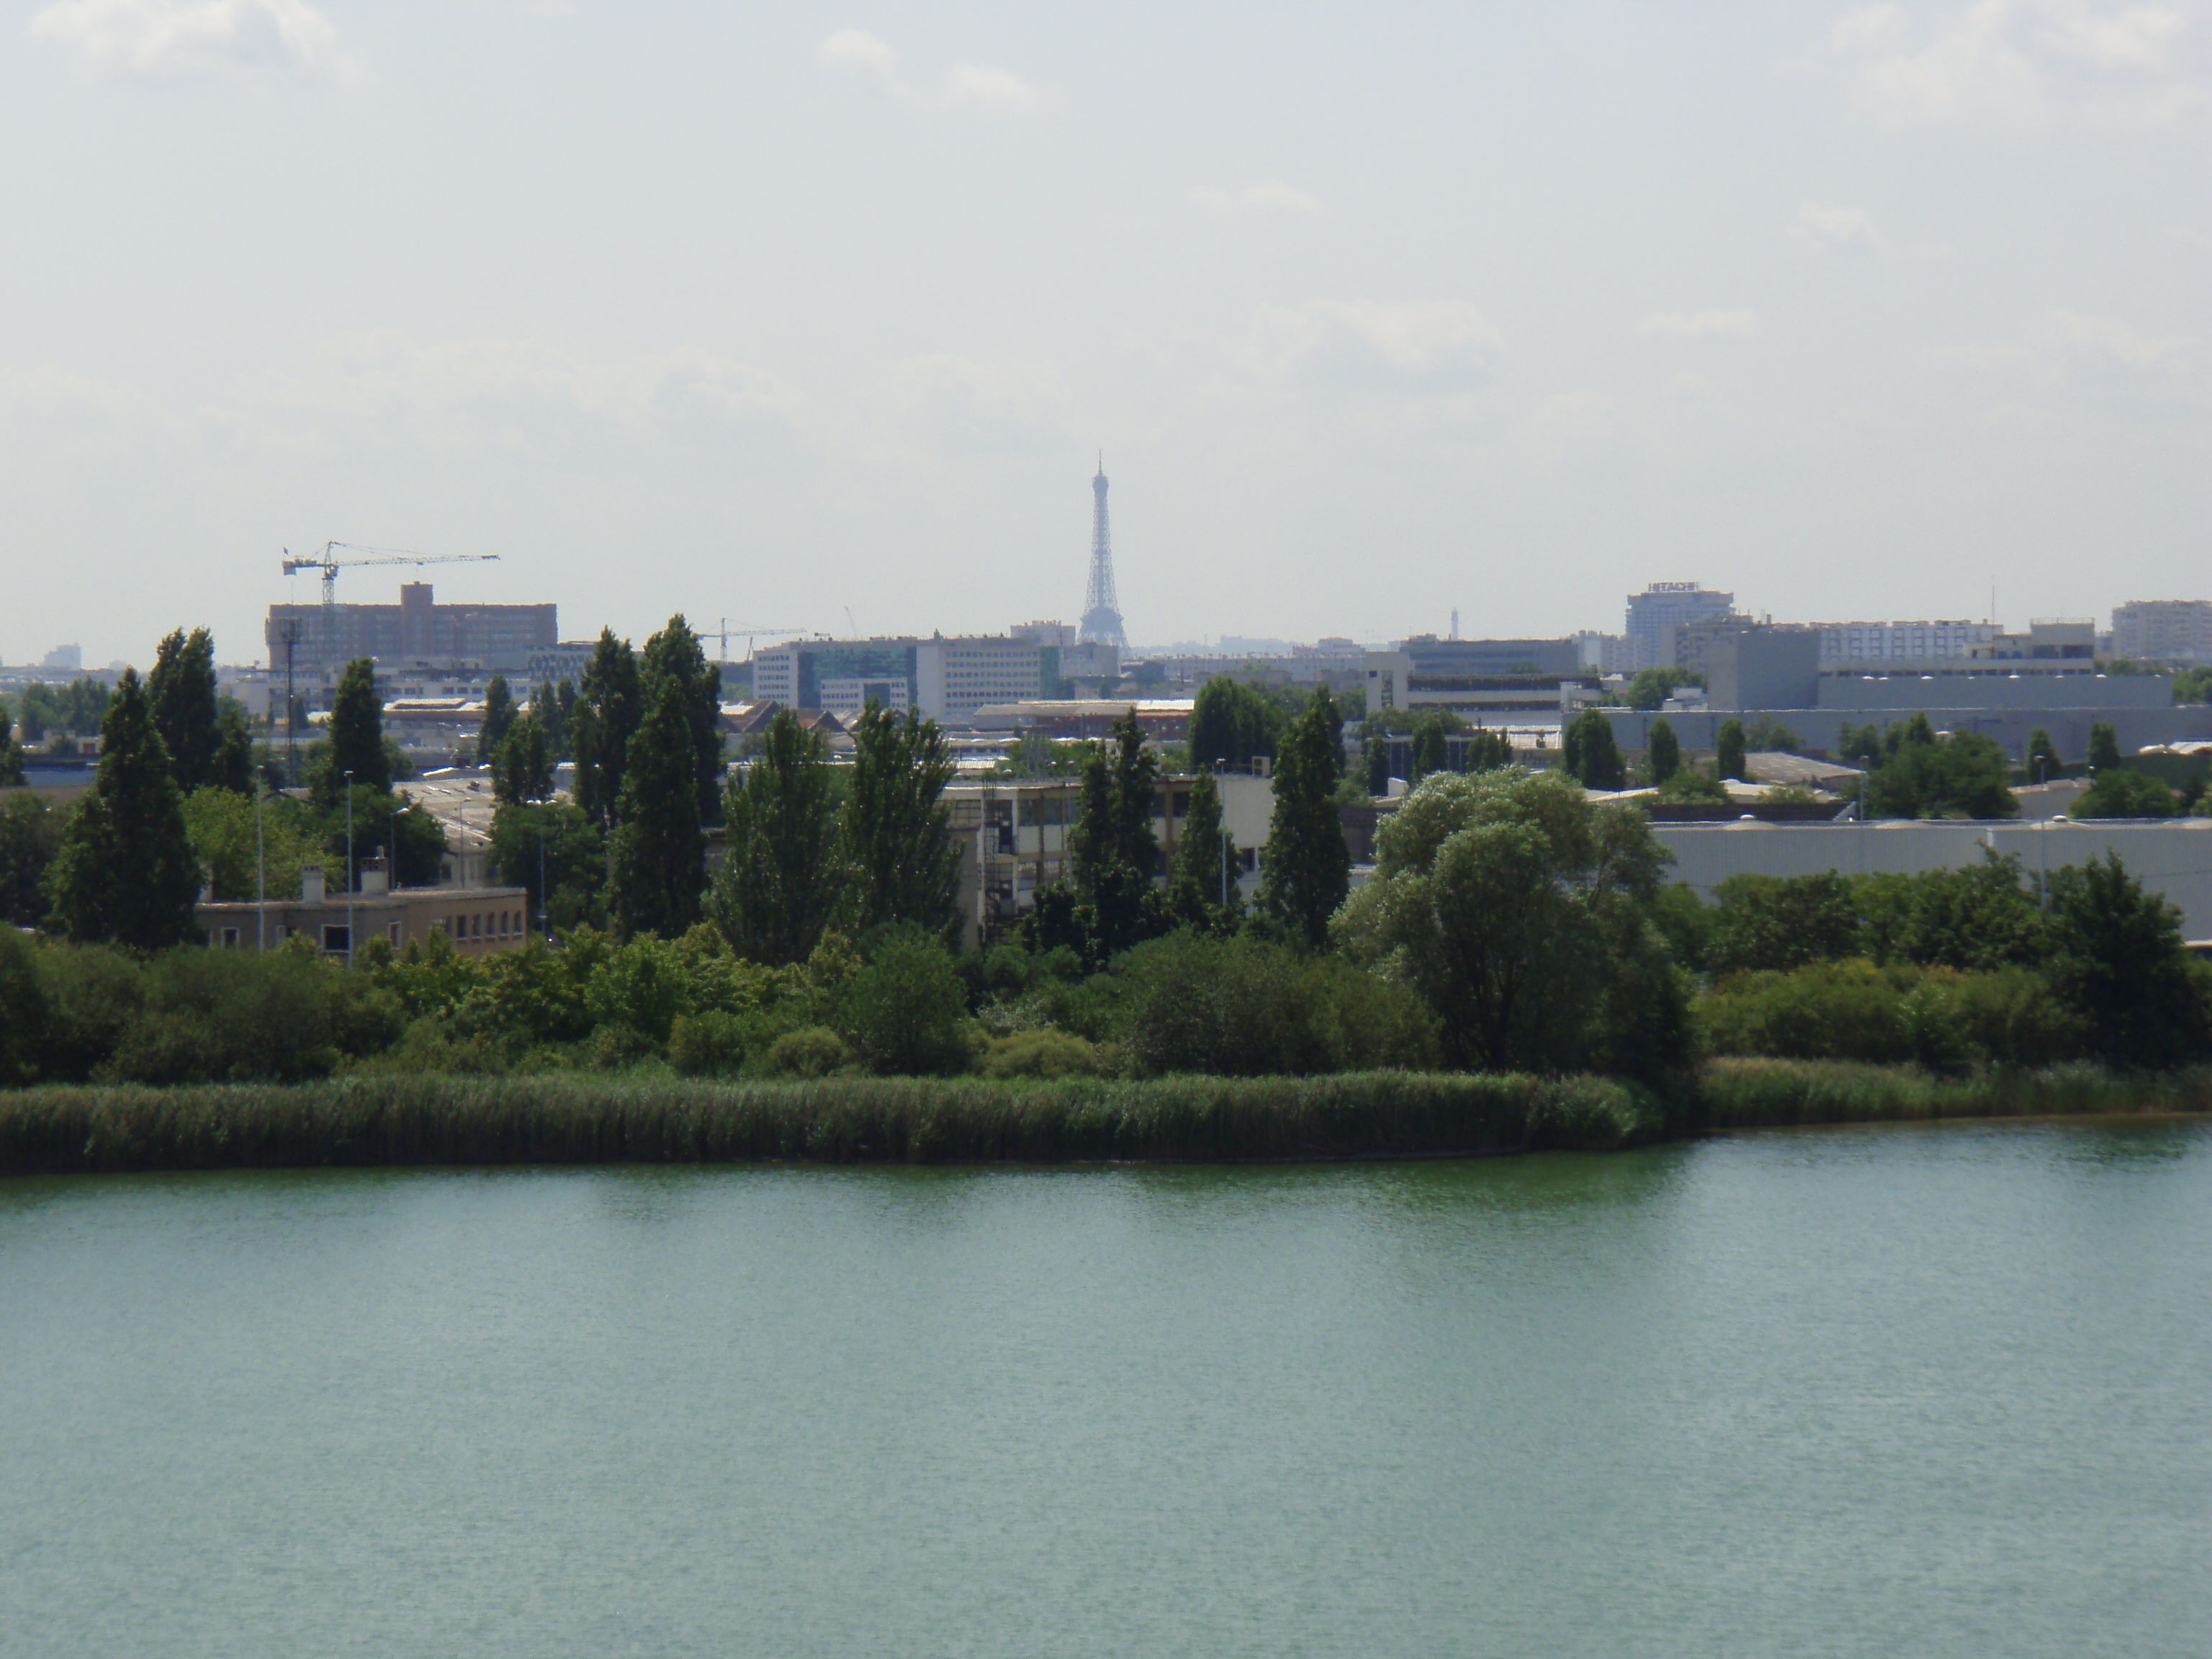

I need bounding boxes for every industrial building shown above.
[749,635,1051,727]
[1364,637,1598,721]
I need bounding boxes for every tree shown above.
[1717,718,1748,782]
[609,679,707,938]
[841,702,961,942]
[0,793,63,926]
[314,658,390,805]
[1166,765,1243,931]
[1259,687,1351,948]
[46,668,200,950]
[642,614,726,826]
[1618,667,1703,711]
[2044,853,2210,1067]
[1411,711,1449,781]
[181,786,321,902]
[2087,721,2123,772]
[494,714,554,806]
[1066,711,1163,960]
[147,626,225,792]
[2073,769,2177,819]
[1884,853,2047,972]
[1188,678,1286,770]
[1464,727,1512,772]
[2026,727,2063,783]
[1705,873,1862,975]
[1334,767,1689,1076]
[0,697,23,787]
[709,708,842,964]
[490,799,606,934]
[312,788,449,891]
[1362,734,1390,796]
[0,925,41,1087]
[1563,709,1627,790]
[476,675,516,765]
[1862,720,2016,819]
[534,679,575,760]
[211,700,253,794]
[832,928,971,1075]
[1647,718,1681,784]
[573,629,643,829]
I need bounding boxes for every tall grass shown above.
[0,1071,1660,1176]
[1693,1057,2212,1130]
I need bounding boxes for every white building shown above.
[1624,583,1737,672]
[750,635,1047,726]
[1815,619,1999,664]
[2112,601,2212,664]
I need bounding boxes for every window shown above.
[321,925,351,953]
[220,927,239,948]
[388,922,402,946]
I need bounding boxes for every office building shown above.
[2113,601,2212,664]
[750,635,1050,727]
[266,583,557,675]
[1625,582,1737,672]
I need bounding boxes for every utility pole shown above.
[255,783,266,953]
[343,770,355,967]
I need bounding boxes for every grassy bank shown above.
[1692,1058,2212,1130]
[0,1071,1660,1177]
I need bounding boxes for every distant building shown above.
[40,644,83,672]
[194,864,531,958]
[750,635,1049,728]
[1815,619,1998,664]
[266,583,557,676]
[1574,631,1635,675]
[2113,601,2212,664]
[1364,637,1592,720]
[1624,583,1736,672]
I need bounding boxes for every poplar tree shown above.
[1166,766,1242,930]
[1067,711,1161,958]
[1259,688,1350,948]
[642,614,726,827]
[841,701,960,942]
[47,669,199,950]
[709,708,842,963]
[1717,718,1748,783]
[1362,734,1389,796]
[1565,710,1626,791]
[476,675,515,765]
[316,658,390,804]
[608,680,706,937]
[495,714,554,805]
[573,629,643,829]
[1646,718,1681,784]
[0,698,23,788]
[148,626,224,792]
[2026,727,2063,783]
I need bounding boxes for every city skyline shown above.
[4,1,2208,666]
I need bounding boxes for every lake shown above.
[3,1123,2207,1658]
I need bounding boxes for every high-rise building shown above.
[2113,601,2212,663]
[1624,583,1736,672]
[1078,459,1128,653]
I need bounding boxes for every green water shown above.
[3,1125,2208,1658]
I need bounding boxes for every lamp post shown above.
[255,782,266,953]
[537,814,549,945]
[343,769,355,966]
[1215,758,1228,907]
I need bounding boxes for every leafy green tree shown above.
[1646,717,1681,784]
[1705,873,1862,975]
[1564,709,1627,790]
[490,799,607,935]
[642,614,726,826]
[710,708,842,963]
[2087,721,2123,772]
[1188,678,1286,769]
[46,668,199,950]
[181,786,321,902]
[533,678,575,760]
[841,702,961,942]
[313,658,390,805]
[1862,719,2016,819]
[1335,767,1689,1076]
[1884,853,2047,971]
[1717,718,1748,781]
[1411,711,1449,781]
[1744,717,1800,752]
[1617,667,1704,711]
[1464,727,1512,772]
[0,925,41,1086]
[147,627,226,792]
[313,788,449,891]
[1362,734,1390,796]
[475,675,515,765]
[2026,727,2064,783]
[1259,688,1351,948]
[0,698,23,786]
[609,679,707,938]
[573,629,643,829]
[1655,768,1730,804]
[832,927,971,1075]
[2073,769,2175,819]
[1066,710,1164,960]
[2173,667,2212,706]
[0,793,63,926]
[2043,853,2210,1067]
[494,714,554,806]
[1164,766,1243,932]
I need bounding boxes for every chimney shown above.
[360,858,390,897]
[301,865,325,904]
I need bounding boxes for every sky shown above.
[2,0,2208,670]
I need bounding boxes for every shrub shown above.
[763,1026,855,1079]
[833,930,972,1076]
[669,1011,750,1077]
[30,943,147,1083]
[1696,961,2085,1069]
[977,1028,1110,1079]
[0,927,44,1087]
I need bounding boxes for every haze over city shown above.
[4,0,2208,666]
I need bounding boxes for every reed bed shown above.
[1693,1058,2212,1130]
[0,1071,1660,1177]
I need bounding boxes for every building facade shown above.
[750,636,1049,727]
[194,865,532,957]
[1815,619,1999,664]
[266,583,558,675]
[2113,601,2212,664]
[1624,583,1736,672]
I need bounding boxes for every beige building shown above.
[194,864,534,958]
[2112,601,2212,665]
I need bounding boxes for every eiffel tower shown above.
[1077,455,1128,650]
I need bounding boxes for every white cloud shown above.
[881,354,1069,454]
[1827,0,2212,127]
[1792,202,1895,254]
[819,30,1053,114]
[1637,309,1765,338]
[1941,307,2206,413]
[29,0,349,84]
[1244,300,1503,396]
[1190,179,1326,218]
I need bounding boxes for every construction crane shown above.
[280,542,503,608]
[714,620,804,662]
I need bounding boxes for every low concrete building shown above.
[194,866,534,956]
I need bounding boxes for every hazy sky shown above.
[4,0,2208,669]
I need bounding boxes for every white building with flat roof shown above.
[2113,601,2212,664]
